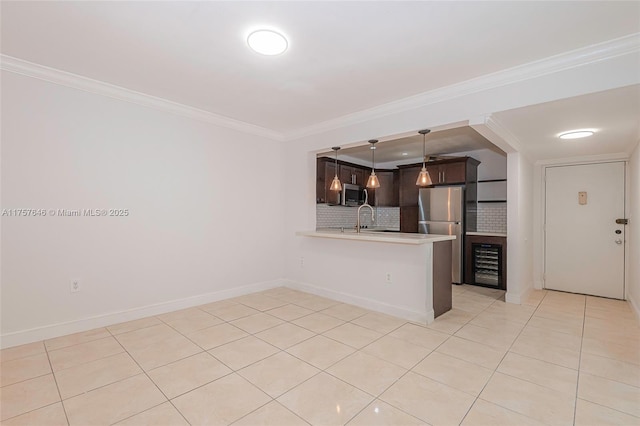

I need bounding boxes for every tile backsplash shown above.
[316,204,400,229]
[317,202,506,234]
[477,202,507,234]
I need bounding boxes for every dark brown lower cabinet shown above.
[400,206,419,233]
[433,240,453,318]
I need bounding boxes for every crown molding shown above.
[283,33,640,141]
[2,32,639,143]
[0,55,284,141]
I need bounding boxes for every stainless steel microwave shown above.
[341,184,364,206]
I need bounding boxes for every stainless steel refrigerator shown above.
[418,187,464,284]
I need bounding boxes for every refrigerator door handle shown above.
[419,220,461,225]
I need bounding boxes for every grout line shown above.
[573,295,588,426]
[43,342,71,426]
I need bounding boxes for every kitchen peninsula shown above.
[295,230,455,323]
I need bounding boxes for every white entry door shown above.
[545,162,626,299]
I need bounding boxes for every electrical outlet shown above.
[70,280,81,293]
[385,273,392,283]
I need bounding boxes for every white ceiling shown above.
[2,1,639,137]
[494,85,640,161]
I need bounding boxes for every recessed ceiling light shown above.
[558,130,595,140]
[247,29,288,55]
[401,152,409,156]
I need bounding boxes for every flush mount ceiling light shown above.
[558,129,595,140]
[366,140,380,189]
[416,129,433,186]
[247,29,288,55]
[329,147,342,192]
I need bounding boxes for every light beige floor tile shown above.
[574,398,640,426]
[436,336,506,370]
[586,305,637,321]
[469,313,527,333]
[320,303,371,321]
[362,335,432,369]
[479,372,575,425]
[147,352,232,399]
[388,323,449,350]
[436,308,476,324]
[45,328,111,351]
[454,323,519,350]
[533,308,585,324]
[106,316,162,335]
[271,290,317,304]
[208,304,260,321]
[208,336,279,370]
[232,401,309,426]
[517,325,583,351]
[347,400,425,426]
[323,323,382,349]
[239,352,319,398]
[48,337,124,372]
[0,375,60,421]
[293,295,341,311]
[412,351,493,396]
[278,372,373,426]
[187,323,249,350]
[266,304,314,321]
[580,352,640,388]
[380,371,475,425]
[230,313,285,334]
[351,312,406,334]
[510,331,580,370]
[1,352,51,387]
[582,337,640,366]
[256,323,315,349]
[292,313,345,334]
[327,352,406,396]
[497,352,578,396]
[172,373,270,425]
[64,374,166,425]
[527,315,584,337]
[584,325,640,347]
[115,402,189,426]
[0,402,68,426]
[235,295,288,311]
[115,324,179,351]
[126,334,202,371]
[160,310,223,334]
[0,342,45,363]
[578,372,640,417]
[586,296,633,311]
[461,399,544,426]
[55,352,141,399]
[198,299,238,312]
[286,335,355,370]
[424,317,466,334]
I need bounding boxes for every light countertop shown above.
[467,232,507,238]
[297,230,456,245]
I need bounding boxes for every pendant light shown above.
[329,147,342,191]
[416,129,433,186]
[366,139,380,189]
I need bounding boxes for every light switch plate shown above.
[578,191,587,205]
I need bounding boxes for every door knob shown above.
[615,239,622,245]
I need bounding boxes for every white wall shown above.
[506,153,534,303]
[628,141,640,318]
[1,72,285,346]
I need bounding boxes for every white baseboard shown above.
[283,279,434,324]
[0,279,285,349]
[505,285,533,305]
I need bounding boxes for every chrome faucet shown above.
[356,189,375,233]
